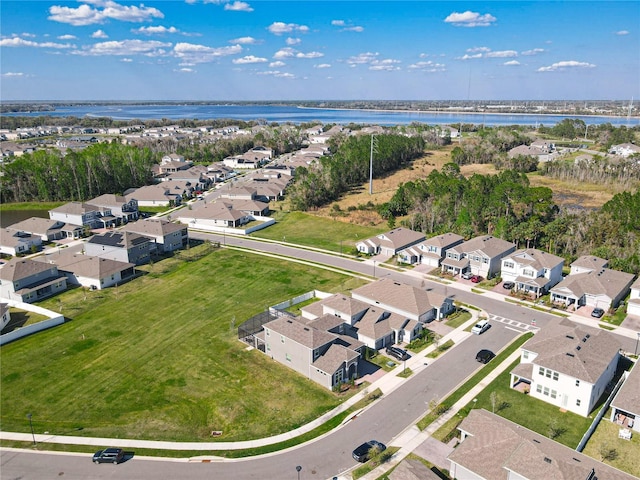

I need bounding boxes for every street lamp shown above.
[26,413,36,445]
[296,465,302,480]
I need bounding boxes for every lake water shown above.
[0,209,50,228]
[5,104,637,127]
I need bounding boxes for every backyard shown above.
[0,245,364,442]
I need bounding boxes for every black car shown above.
[386,346,410,361]
[476,349,495,364]
[503,281,515,289]
[352,440,386,463]
[591,308,605,318]
[93,448,124,464]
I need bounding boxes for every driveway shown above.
[412,436,455,471]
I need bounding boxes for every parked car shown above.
[386,346,410,361]
[471,319,490,335]
[502,281,515,289]
[93,448,124,464]
[461,271,472,280]
[476,349,495,364]
[470,275,482,283]
[352,440,386,463]
[591,307,605,318]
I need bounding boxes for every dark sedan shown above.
[352,440,386,463]
[93,448,124,464]
[476,349,495,364]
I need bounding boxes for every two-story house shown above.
[121,218,188,254]
[5,217,83,242]
[500,248,565,297]
[441,235,516,279]
[49,202,117,229]
[397,232,464,267]
[87,194,139,224]
[356,228,426,257]
[509,319,621,417]
[85,231,152,265]
[627,278,640,317]
[0,258,67,303]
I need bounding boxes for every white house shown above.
[550,267,635,311]
[627,278,640,317]
[509,319,621,417]
[441,235,516,279]
[397,232,464,267]
[0,302,10,332]
[500,248,564,297]
[610,361,640,433]
[356,228,425,257]
[609,142,640,158]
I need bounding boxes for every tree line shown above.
[286,133,426,211]
[1,143,156,203]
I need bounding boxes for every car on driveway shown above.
[476,349,495,364]
[470,275,482,283]
[591,307,605,318]
[93,448,124,464]
[352,440,386,463]
[461,271,472,280]
[502,281,515,289]
[471,319,490,335]
[386,346,410,361]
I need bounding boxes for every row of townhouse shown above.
[360,228,639,314]
[0,219,188,302]
[251,278,454,390]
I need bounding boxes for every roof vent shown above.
[586,334,590,339]
[582,337,588,342]
[576,346,581,351]
[286,320,293,324]
[532,439,541,443]
[544,457,553,464]
[572,457,581,462]
[304,327,310,331]
[566,352,575,357]
[566,335,575,340]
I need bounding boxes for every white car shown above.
[471,319,490,335]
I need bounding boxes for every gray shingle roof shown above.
[505,248,564,270]
[122,218,185,237]
[458,235,515,257]
[611,362,640,415]
[311,344,359,374]
[0,258,57,281]
[552,268,635,300]
[265,316,337,349]
[319,293,370,317]
[352,278,445,318]
[571,255,608,271]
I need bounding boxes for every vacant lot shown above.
[0,246,363,442]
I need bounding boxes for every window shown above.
[575,380,580,387]
[281,335,285,343]
[266,343,270,351]
[266,330,270,336]
[483,257,489,264]
[523,269,535,277]
[285,353,291,362]
[543,387,550,396]
[550,390,557,399]
[576,399,581,406]
[504,261,514,269]
[539,367,545,376]
[536,385,543,393]
[523,351,529,359]
[545,369,552,378]
[552,372,559,381]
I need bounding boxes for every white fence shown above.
[0,298,64,346]
[270,290,332,312]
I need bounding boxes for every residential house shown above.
[262,316,361,390]
[85,231,152,265]
[1,302,10,332]
[124,183,185,207]
[550,267,635,311]
[43,253,135,290]
[570,255,608,275]
[158,153,193,173]
[206,162,236,182]
[121,218,187,253]
[448,409,637,480]
[351,278,454,322]
[500,248,565,297]
[49,202,118,229]
[158,165,212,192]
[397,232,464,267]
[610,361,640,433]
[609,142,640,158]
[0,258,67,303]
[300,293,370,326]
[508,140,558,162]
[177,200,255,229]
[219,185,258,201]
[509,319,620,417]
[356,228,426,257]
[0,229,42,256]
[441,235,516,279]
[5,217,83,242]
[87,194,139,224]
[627,278,640,317]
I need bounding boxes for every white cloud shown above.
[230,36,258,44]
[21,32,37,38]
[232,55,268,64]
[331,19,363,32]
[458,53,483,60]
[503,60,520,66]
[521,48,545,56]
[314,63,331,69]
[486,50,518,58]
[74,39,171,56]
[444,11,496,27]
[224,1,253,12]
[267,22,309,35]
[407,60,446,72]
[296,51,324,59]
[48,1,164,26]
[121,57,133,62]
[616,30,630,35]
[257,70,295,78]
[175,67,195,73]
[1,72,25,77]
[273,47,296,59]
[92,29,108,38]
[269,60,285,67]
[537,60,596,72]
[58,34,77,40]
[466,46,491,53]
[346,52,379,65]
[134,26,179,35]
[286,37,301,46]
[173,42,242,63]
[369,58,401,71]
[0,36,75,48]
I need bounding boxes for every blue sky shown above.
[1,1,638,101]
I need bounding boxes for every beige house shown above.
[356,227,425,256]
[441,235,516,279]
[397,232,464,267]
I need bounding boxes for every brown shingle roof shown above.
[611,362,640,415]
[0,258,56,281]
[265,317,337,349]
[352,278,445,318]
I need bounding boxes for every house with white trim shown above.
[121,218,188,254]
[610,361,640,433]
[441,235,516,279]
[0,258,67,303]
[500,248,564,297]
[1,302,11,332]
[509,319,621,417]
[398,232,464,267]
[0,229,42,256]
[627,278,640,317]
[609,142,640,158]
[356,228,425,257]
[41,253,136,290]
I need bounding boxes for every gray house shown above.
[441,235,516,279]
[356,227,426,256]
[85,231,152,265]
[398,232,464,267]
[121,218,187,253]
[0,258,67,303]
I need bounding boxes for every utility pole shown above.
[369,134,375,194]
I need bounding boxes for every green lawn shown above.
[250,211,384,253]
[1,246,365,442]
[582,416,640,477]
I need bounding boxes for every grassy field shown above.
[582,416,640,477]
[0,245,366,442]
